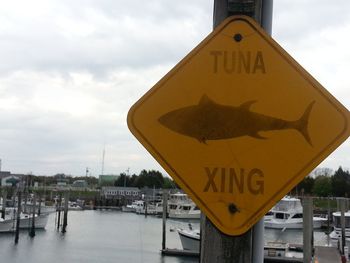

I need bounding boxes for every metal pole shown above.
[252,2,273,262]
[252,218,264,263]
[261,0,273,35]
[303,197,313,263]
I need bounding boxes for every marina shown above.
[0,208,339,263]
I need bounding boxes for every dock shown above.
[161,248,199,257]
[314,246,341,263]
[162,245,343,263]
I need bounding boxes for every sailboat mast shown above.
[101,145,105,176]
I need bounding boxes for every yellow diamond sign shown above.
[127,16,350,235]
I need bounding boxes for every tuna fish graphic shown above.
[158,95,315,145]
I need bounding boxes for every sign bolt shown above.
[228,203,239,214]
[233,33,242,42]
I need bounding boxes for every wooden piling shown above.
[327,197,331,246]
[340,198,346,255]
[1,188,6,219]
[162,190,168,250]
[14,190,21,244]
[62,191,69,233]
[56,193,62,230]
[23,189,28,214]
[145,199,148,217]
[200,214,252,263]
[38,193,42,216]
[29,193,36,237]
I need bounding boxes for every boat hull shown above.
[168,212,200,219]
[178,229,200,251]
[0,214,49,232]
[265,219,323,229]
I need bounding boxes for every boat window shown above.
[194,206,199,210]
[334,216,341,228]
[275,213,284,219]
[346,218,350,228]
[292,213,303,219]
[183,206,191,211]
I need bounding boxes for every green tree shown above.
[294,176,314,195]
[136,170,164,188]
[312,175,332,197]
[331,167,350,197]
[114,173,130,187]
[163,177,176,189]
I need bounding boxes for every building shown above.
[101,186,141,205]
[72,180,88,188]
[0,171,26,186]
[99,175,118,186]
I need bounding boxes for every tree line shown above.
[292,167,350,197]
[19,166,350,196]
[26,169,176,189]
[113,169,176,189]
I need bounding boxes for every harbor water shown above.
[0,210,331,263]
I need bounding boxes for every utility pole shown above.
[200,1,273,262]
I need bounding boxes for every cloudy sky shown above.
[0,0,349,176]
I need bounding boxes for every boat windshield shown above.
[275,213,287,219]
[334,216,350,228]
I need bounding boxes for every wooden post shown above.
[23,188,28,214]
[38,193,42,216]
[200,2,269,262]
[29,193,36,237]
[1,188,7,219]
[327,197,331,246]
[57,193,62,230]
[162,190,168,250]
[62,191,69,233]
[145,198,148,217]
[14,190,21,244]
[303,197,313,263]
[201,214,252,263]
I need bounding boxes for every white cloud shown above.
[0,0,349,176]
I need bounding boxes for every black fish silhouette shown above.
[158,95,315,145]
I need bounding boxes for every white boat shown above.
[122,200,144,213]
[264,196,326,229]
[177,228,303,260]
[23,203,56,214]
[168,193,200,219]
[133,200,159,215]
[177,227,200,251]
[329,210,350,248]
[0,212,49,232]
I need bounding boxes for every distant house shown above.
[101,186,141,205]
[1,175,20,186]
[0,171,26,186]
[72,180,88,188]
